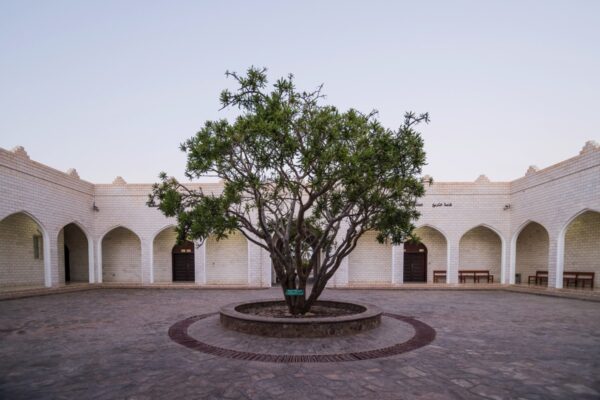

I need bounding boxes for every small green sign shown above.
[285,289,304,296]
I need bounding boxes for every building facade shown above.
[1,142,599,290]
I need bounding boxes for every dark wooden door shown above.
[403,243,427,282]
[172,241,195,282]
[64,245,71,282]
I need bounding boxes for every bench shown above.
[459,270,494,283]
[433,270,446,283]
[528,271,548,286]
[563,272,595,289]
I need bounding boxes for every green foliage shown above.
[148,67,428,314]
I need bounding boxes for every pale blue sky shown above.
[1,1,598,183]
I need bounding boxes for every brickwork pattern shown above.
[206,232,248,285]
[153,227,177,283]
[1,143,599,289]
[413,226,447,283]
[63,223,90,282]
[348,231,392,284]
[459,226,502,280]
[515,222,549,283]
[564,211,600,287]
[0,213,44,286]
[57,229,65,284]
[101,227,142,283]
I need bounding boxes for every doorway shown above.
[64,245,71,282]
[403,242,427,283]
[172,241,195,282]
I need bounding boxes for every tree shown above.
[148,67,428,315]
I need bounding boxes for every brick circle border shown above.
[168,312,436,363]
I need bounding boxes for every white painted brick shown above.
[1,143,599,289]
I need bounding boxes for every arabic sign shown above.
[285,289,305,296]
[432,202,453,208]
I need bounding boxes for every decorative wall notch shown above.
[11,146,29,159]
[66,168,80,179]
[112,176,127,185]
[525,165,539,176]
[580,140,599,155]
[475,174,490,183]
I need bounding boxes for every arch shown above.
[152,225,178,283]
[557,208,600,289]
[459,224,506,284]
[403,241,428,283]
[99,224,141,243]
[460,223,506,242]
[0,210,51,287]
[151,223,178,241]
[57,221,93,284]
[415,223,450,243]
[413,225,449,283]
[57,220,92,241]
[509,220,550,285]
[100,225,142,283]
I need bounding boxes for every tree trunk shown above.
[278,260,328,316]
[281,273,307,316]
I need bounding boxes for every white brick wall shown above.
[101,227,142,283]
[348,231,392,285]
[0,147,95,286]
[0,212,45,286]
[63,223,90,282]
[515,222,549,283]
[458,226,502,281]
[1,141,599,289]
[57,228,65,284]
[205,231,248,285]
[152,227,177,283]
[564,211,600,288]
[414,226,448,283]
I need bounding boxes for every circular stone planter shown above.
[219,300,382,338]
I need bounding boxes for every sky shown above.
[1,1,599,183]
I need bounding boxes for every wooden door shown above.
[172,242,195,282]
[403,243,427,282]
[64,245,71,282]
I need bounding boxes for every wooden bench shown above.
[459,270,494,283]
[433,270,446,283]
[528,271,548,286]
[563,272,595,289]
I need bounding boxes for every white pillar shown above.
[195,240,206,284]
[332,255,349,287]
[327,222,351,288]
[392,243,404,284]
[552,232,563,289]
[508,232,518,285]
[141,238,153,284]
[261,247,272,288]
[247,240,263,286]
[447,239,459,284]
[49,233,61,287]
[43,231,53,287]
[95,239,103,283]
[500,236,509,284]
[87,235,95,284]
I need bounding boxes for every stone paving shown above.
[1,288,599,399]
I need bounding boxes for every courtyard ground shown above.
[1,288,599,399]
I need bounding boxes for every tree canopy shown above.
[148,67,428,315]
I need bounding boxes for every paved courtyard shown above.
[1,288,599,399]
